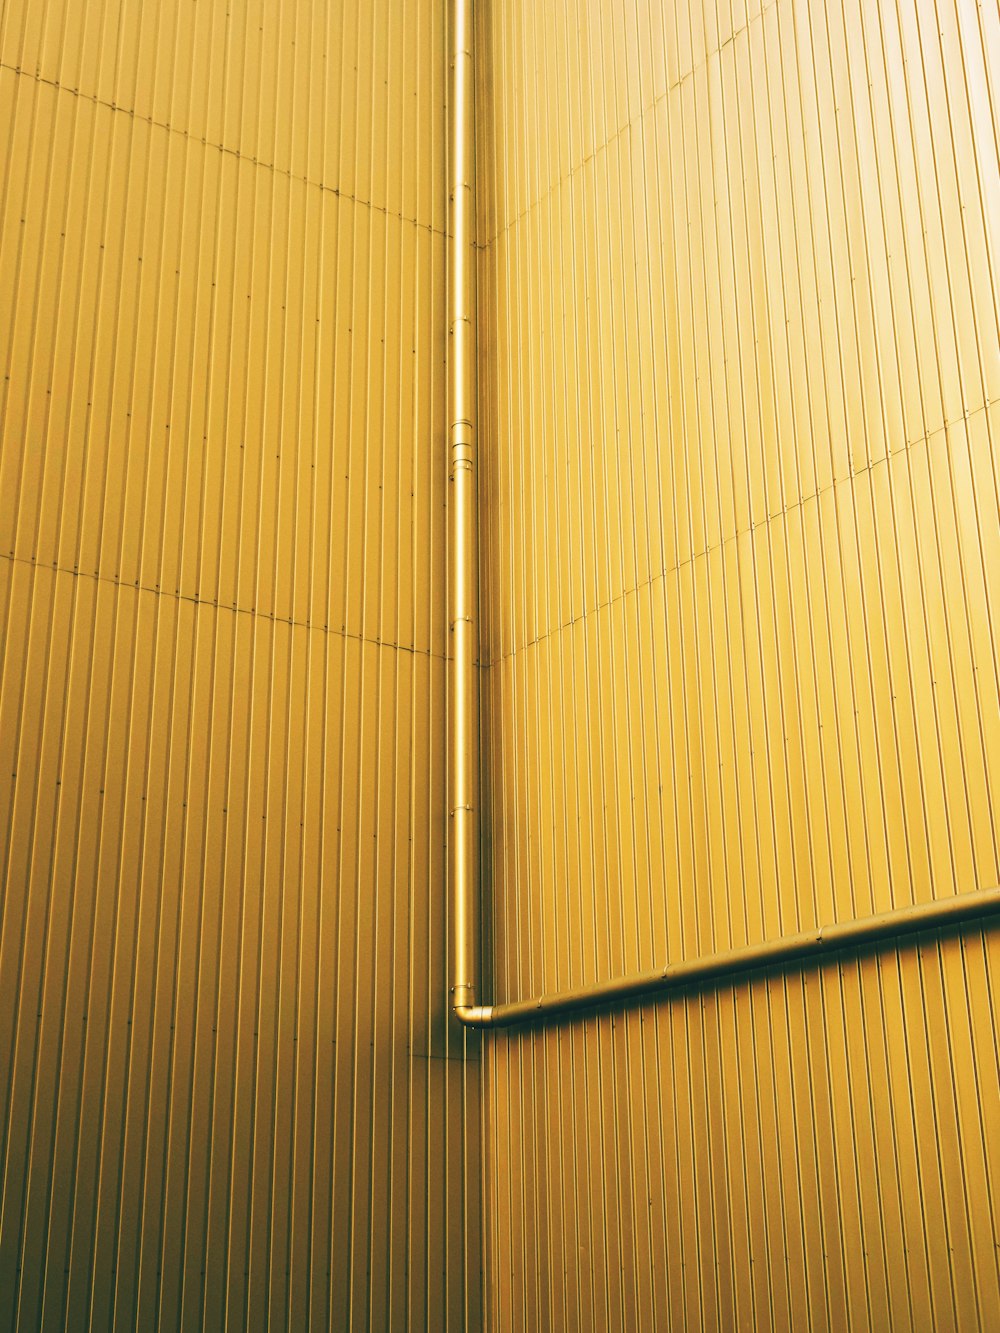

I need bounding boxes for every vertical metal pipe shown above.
[449,0,480,1018]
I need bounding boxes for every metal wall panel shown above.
[478,0,1000,1327]
[0,2,480,1328]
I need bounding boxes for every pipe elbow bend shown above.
[454,1004,494,1027]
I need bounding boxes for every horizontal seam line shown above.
[483,396,996,668]
[0,551,447,660]
[408,1050,481,1062]
[0,60,447,240]
[479,0,783,249]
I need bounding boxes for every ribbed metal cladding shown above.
[0,2,481,1329]
[477,0,1000,1328]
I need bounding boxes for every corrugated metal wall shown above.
[477,0,1000,1327]
[0,1,481,1329]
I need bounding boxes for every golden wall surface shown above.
[0,1,481,1328]
[477,0,1000,1327]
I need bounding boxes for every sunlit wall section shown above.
[0,2,481,1329]
[477,0,1000,1326]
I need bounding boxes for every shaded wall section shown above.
[0,1,480,1328]
[477,0,1000,1327]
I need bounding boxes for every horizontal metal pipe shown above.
[454,887,1000,1029]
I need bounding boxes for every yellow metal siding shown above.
[478,0,1000,1327]
[0,3,480,1329]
